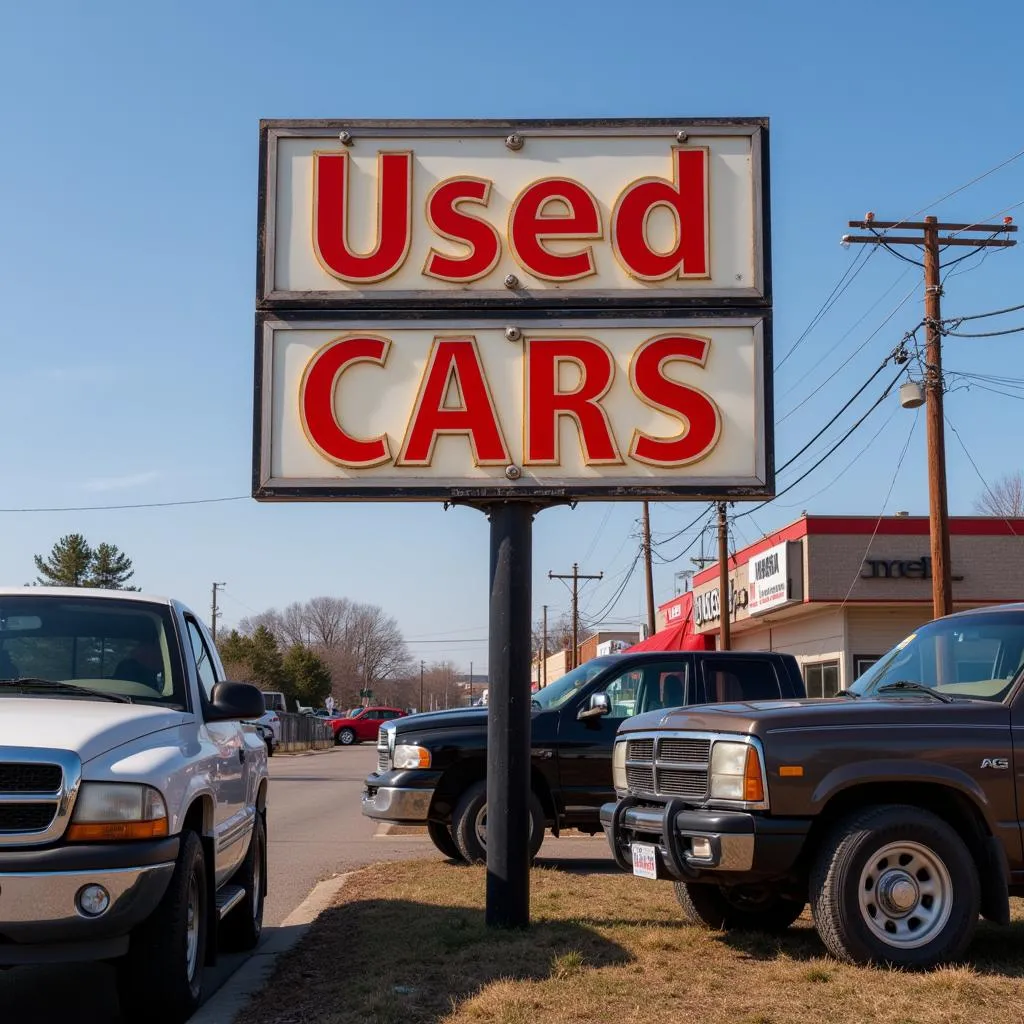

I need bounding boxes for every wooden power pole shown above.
[210,582,226,644]
[541,604,548,687]
[842,213,1016,619]
[641,501,656,638]
[548,563,603,669]
[716,502,730,651]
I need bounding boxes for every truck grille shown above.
[377,748,390,774]
[0,764,62,792]
[623,735,711,801]
[0,804,58,833]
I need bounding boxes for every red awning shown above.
[625,592,715,652]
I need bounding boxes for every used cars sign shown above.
[254,119,773,502]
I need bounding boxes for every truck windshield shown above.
[531,658,614,711]
[850,610,1024,703]
[0,596,186,708]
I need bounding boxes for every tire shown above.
[674,881,805,932]
[337,728,356,746]
[265,739,274,756]
[451,781,545,864]
[810,804,980,968]
[116,830,208,1024]
[220,813,267,952]
[427,819,464,861]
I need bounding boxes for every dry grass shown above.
[244,860,1024,1024]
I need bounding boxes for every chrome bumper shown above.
[0,862,175,950]
[361,786,432,821]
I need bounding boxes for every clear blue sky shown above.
[2,0,1022,673]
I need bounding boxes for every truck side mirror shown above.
[206,681,267,722]
[578,692,611,720]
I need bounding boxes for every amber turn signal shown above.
[743,746,765,802]
[779,765,804,778]
[66,819,169,842]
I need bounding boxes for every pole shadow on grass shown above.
[246,897,633,1024]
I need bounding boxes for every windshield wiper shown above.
[0,678,132,704]
[875,681,955,703]
[836,688,860,699]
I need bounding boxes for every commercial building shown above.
[656,515,1024,696]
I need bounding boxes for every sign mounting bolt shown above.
[504,274,520,289]
[505,133,524,151]
[676,130,688,143]
[338,130,354,146]
[505,465,522,481]
[504,326,522,342]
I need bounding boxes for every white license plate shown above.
[631,842,658,879]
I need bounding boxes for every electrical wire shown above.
[0,495,249,513]
[944,324,1024,339]
[839,411,920,608]
[944,301,1024,324]
[945,414,1023,536]
[581,549,643,625]
[651,509,718,565]
[651,503,714,548]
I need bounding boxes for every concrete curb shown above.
[188,873,351,1024]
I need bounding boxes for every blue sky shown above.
[1,0,1022,673]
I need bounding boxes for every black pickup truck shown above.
[362,649,805,862]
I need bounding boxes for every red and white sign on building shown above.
[254,119,772,502]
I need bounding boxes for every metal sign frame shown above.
[256,117,771,311]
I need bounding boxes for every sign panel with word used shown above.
[254,315,770,501]
[258,119,769,308]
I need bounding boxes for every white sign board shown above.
[254,316,769,501]
[747,541,794,615]
[258,120,768,307]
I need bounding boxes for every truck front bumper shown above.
[599,799,810,882]
[0,836,179,962]
[362,770,443,823]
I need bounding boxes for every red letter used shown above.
[525,338,621,464]
[612,148,708,280]
[629,334,720,466]
[423,176,501,282]
[313,151,412,283]
[509,179,602,280]
[300,335,392,467]
[398,338,509,465]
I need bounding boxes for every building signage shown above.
[693,581,748,626]
[861,556,962,582]
[597,639,631,656]
[258,120,769,307]
[254,316,769,501]
[748,541,793,614]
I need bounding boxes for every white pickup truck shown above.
[0,587,269,1023]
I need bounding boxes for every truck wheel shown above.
[810,804,980,968]
[427,820,463,861]
[116,830,208,1023]
[221,813,267,951]
[337,728,356,746]
[451,781,545,864]
[674,881,805,932]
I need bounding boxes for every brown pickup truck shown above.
[601,604,1024,968]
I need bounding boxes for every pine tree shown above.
[282,645,333,706]
[87,542,138,590]
[247,626,286,690]
[34,534,94,587]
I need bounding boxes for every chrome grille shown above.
[626,739,653,761]
[655,769,707,798]
[0,804,57,832]
[377,748,390,774]
[625,765,654,792]
[657,738,710,765]
[0,764,62,792]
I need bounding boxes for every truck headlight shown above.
[612,740,627,791]
[67,783,169,841]
[393,745,431,769]
[709,741,766,804]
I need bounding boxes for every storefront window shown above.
[853,656,880,679]
[805,660,840,698]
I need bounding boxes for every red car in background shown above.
[330,706,408,745]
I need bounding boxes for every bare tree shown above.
[975,471,1024,518]
[305,596,352,648]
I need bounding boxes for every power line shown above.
[944,301,1024,324]
[944,324,1024,339]
[0,495,249,513]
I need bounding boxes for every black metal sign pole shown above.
[484,500,535,928]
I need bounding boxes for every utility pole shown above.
[419,659,425,712]
[548,563,603,670]
[641,501,656,638]
[210,582,226,644]
[468,661,473,705]
[717,502,730,651]
[842,213,1016,619]
[541,604,548,687]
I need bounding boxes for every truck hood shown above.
[393,707,487,732]
[620,695,1009,736]
[0,697,188,764]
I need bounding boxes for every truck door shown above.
[183,616,251,885]
[556,658,690,826]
